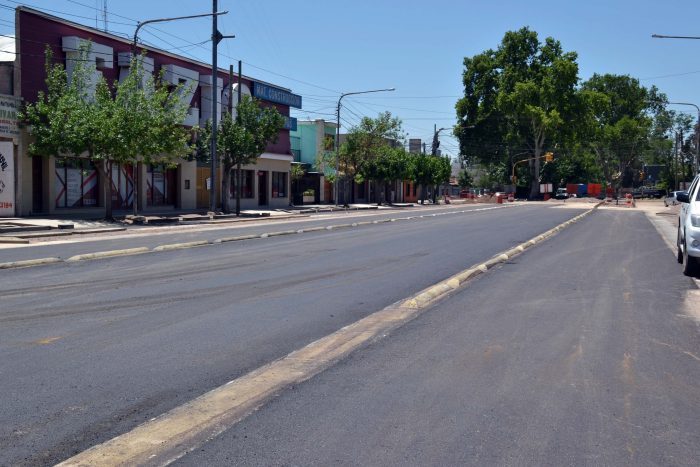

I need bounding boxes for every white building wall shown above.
[162,64,199,127]
[62,36,113,97]
[199,74,223,125]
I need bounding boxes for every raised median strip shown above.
[213,234,261,243]
[153,241,211,251]
[0,257,62,269]
[66,247,151,262]
[55,203,598,467]
[0,236,30,244]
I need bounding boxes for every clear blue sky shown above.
[1,0,699,157]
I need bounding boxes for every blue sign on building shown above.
[283,116,298,131]
[252,82,302,109]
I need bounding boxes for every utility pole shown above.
[209,0,235,213]
[432,125,448,156]
[236,60,243,216]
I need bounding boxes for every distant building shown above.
[289,119,337,204]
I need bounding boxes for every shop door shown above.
[258,171,268,206]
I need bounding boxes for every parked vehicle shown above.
[555,187,568,200]
[676,175,700,275]
[665,191,681,207]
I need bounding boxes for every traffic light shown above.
[544,152,553,162]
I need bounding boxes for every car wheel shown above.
[683,236,699,276]
[677,228,684,264]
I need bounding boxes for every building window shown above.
[147,164,176,206]
[323,134,335,151]
[272,171,287,198]
[231,169,254,198]
[54,158,99,208]
[111,163,134,209]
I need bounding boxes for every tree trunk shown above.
[221,163,232,214]
[132,161,139,216]
[235,163,242,216]
[529,147,543,199]
[96,161,113,220]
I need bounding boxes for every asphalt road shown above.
[0,204,581,466]
[174,210,700,466]
[0,204,507,263]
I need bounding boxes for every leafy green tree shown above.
[195,96,284,214]
[579,74,663,191]
[431,156,452,203]
[410,154,450,204]
[340,112,403,204]
[22,46,192,219]
[290,162,306,204]
[359,146,412,205]
[455,27,580,197]
[457,169,473,188]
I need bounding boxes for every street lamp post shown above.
[130,10,227,216]
[651,34,700,40]
[335,88,395,206]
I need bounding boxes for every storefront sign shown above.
[0,141,14,216]
[252,82,302,109]
[0,94,20,141]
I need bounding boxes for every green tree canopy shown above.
[195,96,284,214]
[455,27,580,197]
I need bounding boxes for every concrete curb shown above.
[66,247,150,262]
[66,246,150,263]
[213,234,260,243]
[0,236,30,244]
[0,257,62,269]
[153,241,211,252]
[263,230,297,237]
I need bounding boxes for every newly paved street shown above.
[2,204,699,466]
[1,204,583,466]
[175,209,700,466]
[0,204,503,263]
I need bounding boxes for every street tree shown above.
[340,112,403,204]
[457,168,473,188]
[579,74,662,191]
[195,96,284,214]
[455,27,580,197]
[359,146,412,205]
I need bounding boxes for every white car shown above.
[665,191,680,207]
[676,176,700,275]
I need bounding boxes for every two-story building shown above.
[3,6,301,217]
[289,119,337,204]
